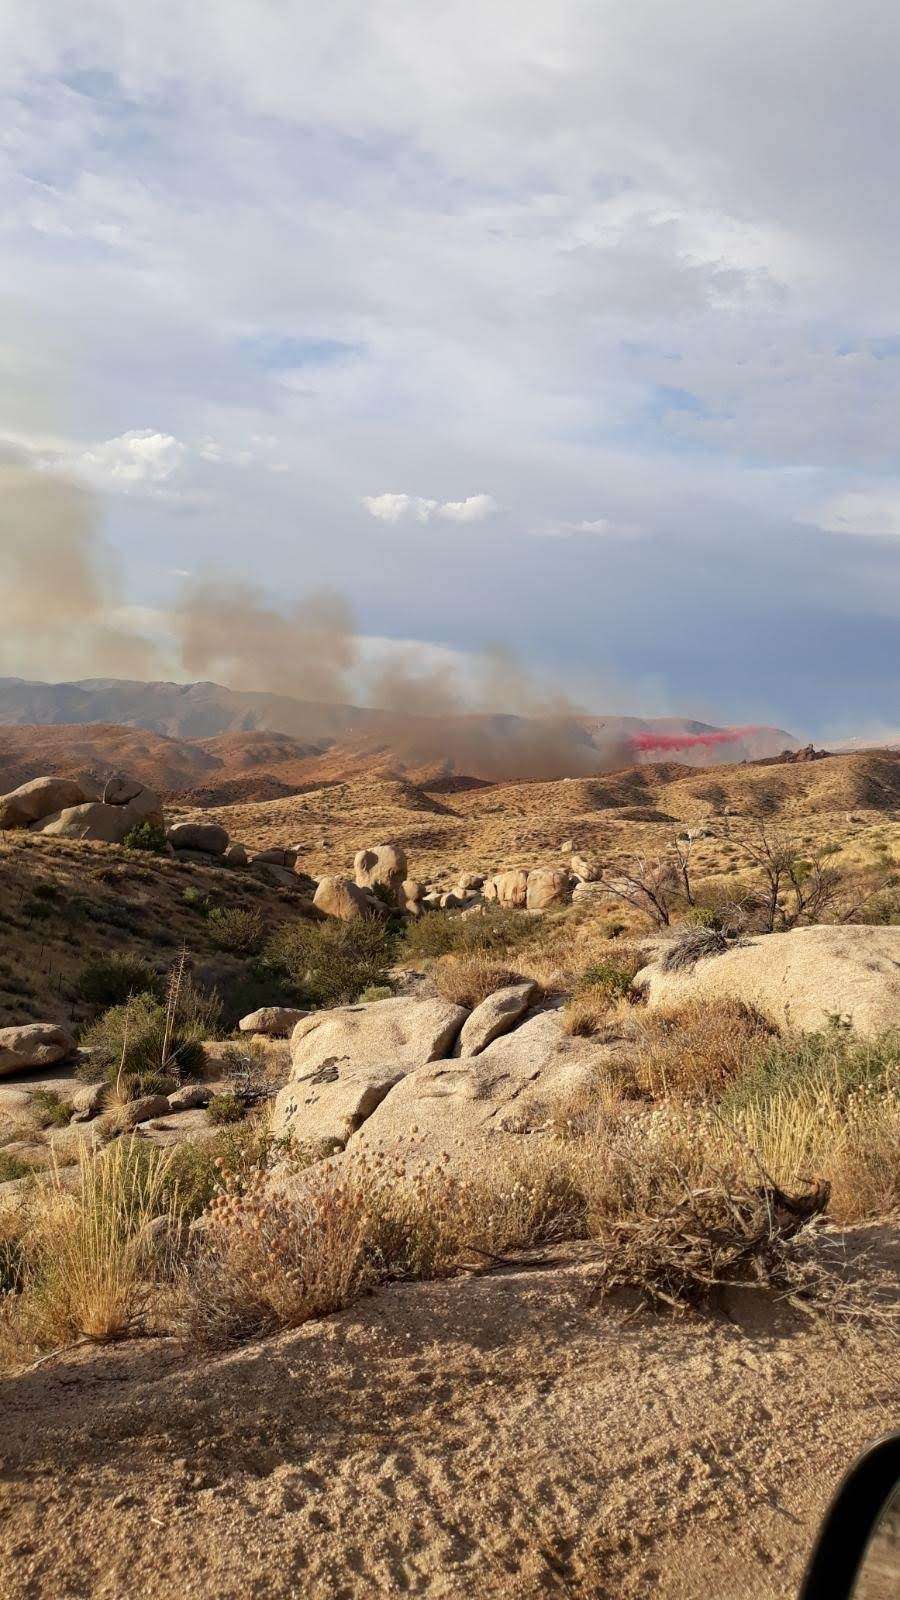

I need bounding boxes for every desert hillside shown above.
[0,676,800,787]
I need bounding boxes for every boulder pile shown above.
[0,774,164,843]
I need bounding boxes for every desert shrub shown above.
[161,1113,277,1220]
[719,1026,900,1116]
[207,905,267,955]
[630,1000,774,1098]
[81,972,221,1099]
[22,897,53,922]
[659,924,733,971]
[13,1139,180,1348]
[76,952,159,1008]
[434,954,524,1008]
[262,916,395,1008]
[175,1160,371,1346]
[207,1093,244,1126]
[182,886,210,915]
[358,983,394,1003]
[562,950,643,1036]
[30,1090,71,1130]
[401,907,534,961]
[122,820,168,854]
[0,1149,31,1184]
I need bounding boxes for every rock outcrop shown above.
[0,1024,75,1078]
[0,777,87,830]
[456,982,537,1057]
[313,875,381,921]
[354,843,408,904]
[238,1006,309,1038]
[526,868,572,910]
[271,996,469,1142]
[167,821,229,855]
[350,1010,596,1160]
[634,925,900,1038]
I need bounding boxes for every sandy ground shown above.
[1,1233,898,1600]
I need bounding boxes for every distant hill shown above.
[0,676,800,792]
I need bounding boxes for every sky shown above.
[2,1,900,738]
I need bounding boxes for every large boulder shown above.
[354,843,408,904]
[526,867,572,911]
[487,869,529,909]
[167,821,229,855]
[0,777,86,830]
[272,1064,405,1148]
[313,875,380,921]
[350,1010,598,1161]
[457,982,537,1057]
[34,786,162,840]
[238,1006,308,1038]
[289,997,468,1078]
[0,1024,75,1079]
[634,925,900,1039]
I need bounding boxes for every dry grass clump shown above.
[175,1162,370,1346]
[434,954,525,1008]
[4,1140,179,1355]
[628,1000,774,1098]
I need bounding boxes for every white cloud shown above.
[363,491,495,524]
[805,490,900,539]
[78,429,186,489]
[363,492,436,523]
[439,493,497,523]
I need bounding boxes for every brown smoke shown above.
[171,577,627,780]
[0,470,626,778]
[0,453,161,682]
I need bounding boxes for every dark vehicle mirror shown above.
[799,1433,900,1599]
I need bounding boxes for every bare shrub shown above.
[587,1167,831,1313]
[434,954,524,1008]
[660,924,734,971]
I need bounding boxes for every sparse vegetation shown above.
[80,968,221,1099]
[400,906,534,960]
[206,1093,245,1125]
[434,954,524,1008]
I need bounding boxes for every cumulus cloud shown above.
[77,430,187,490]
[363,492,496,524]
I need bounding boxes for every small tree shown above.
[733,822,844,932]
[592,837,697,929]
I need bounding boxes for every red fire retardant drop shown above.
[627,726,763,755]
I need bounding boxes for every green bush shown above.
[30,1090,71,1130]
[207,905,267,955]
[400,906,533,961]
[720,1026,900,1116]
[207,1093,245,1126]
[160,1116,277,1219]
[122,821,168,854]
[0,1150,31,1185]
[80,978,222,1099]
[575,952,643,1004]
[182,886,210,915]
[76,953,159,1008]
[262,916,395,1008]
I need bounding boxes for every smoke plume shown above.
[0,453,162,682]
[171,577,625,779]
